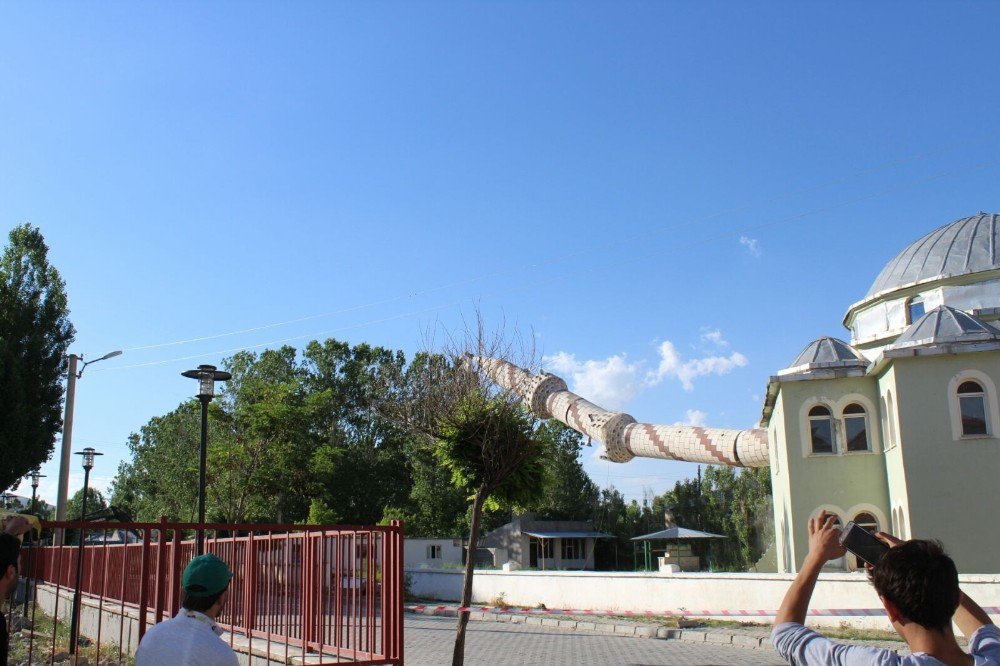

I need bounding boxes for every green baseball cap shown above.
[182,554,233,597]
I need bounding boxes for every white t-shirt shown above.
[136,610,239,666]
[772,622,1000,665]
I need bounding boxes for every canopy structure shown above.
[525,530,613,540]
[630,526,726,571]
[630,527,725,541]
[521,530,614,571]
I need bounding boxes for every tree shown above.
[393,323,547,666]
[66,487,108,543]
[530,422,599,521]
[653,465,772,570]
[0,224,75,491]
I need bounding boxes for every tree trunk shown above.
[452,485,487,666]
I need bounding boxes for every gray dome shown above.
[866,213,1000,298]
[787,337,867,370]
[888,305,1000,350]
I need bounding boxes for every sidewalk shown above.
[405,602,913,654]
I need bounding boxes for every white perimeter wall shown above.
[408,568,1000,630]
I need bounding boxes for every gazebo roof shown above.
[630,526,726,541]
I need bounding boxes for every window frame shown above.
[906,296,925,325]
[948,371,1000,441]
[561,538,584,560]
[842,403,870,453]
[427,544,442,560]
[808,405,836,455]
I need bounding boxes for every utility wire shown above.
[117,131,1000,355]
[97,155,1000,372]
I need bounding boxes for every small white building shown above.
[481,515,612,571]
[404,537,466,569]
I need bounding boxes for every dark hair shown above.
[0,534,20,574]
[869,539,959,631]
[181,585,227,613]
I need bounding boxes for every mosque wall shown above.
[771,376,890,573]
[891,352,1000,573]
[874,365,911,544]
[766,392,794,573]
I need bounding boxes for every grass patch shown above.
[6,601,135,665]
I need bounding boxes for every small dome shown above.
[866,213,1000,298]
[887,305,1000,351]
[784,337,867,372]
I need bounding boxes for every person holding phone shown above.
[772,511,1000,665]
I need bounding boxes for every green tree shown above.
[0,224,75,491]
[654,465,772,570]
[110,400,235,522]
[433,393,545,666]
[530,422,599,520]
[304,340,414,524]
[66,487,108,543]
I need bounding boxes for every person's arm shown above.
[3,516,29,538]
[954,590,993,638]
[775,513,846,625]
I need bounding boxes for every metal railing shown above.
[10,519,404,665]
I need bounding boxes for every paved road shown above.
[404,615,785,665]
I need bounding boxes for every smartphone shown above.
[839,522,890,566]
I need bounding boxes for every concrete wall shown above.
[32,585,285,665]
[407,568,1000,630]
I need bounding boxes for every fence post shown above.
[155,517,168,625]
[244,532,256,635]
[170,527,183,616]
[302,532,315,650]
[392,520,404,664]
[138,527,152,642]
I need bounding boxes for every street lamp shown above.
[30,468,45,514]
[23,469,46,613]
[181,364,231,555]
[56,349,122,545]
[69,447,102,654]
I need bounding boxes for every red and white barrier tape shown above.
[407,603,1000,618]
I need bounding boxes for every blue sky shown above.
[3,2,999,508]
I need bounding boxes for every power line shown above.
[114,132,1000,355]
[97,155,1000,371]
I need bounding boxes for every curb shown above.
[404,605,775,650]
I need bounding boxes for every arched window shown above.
[809,405,835,454]
[843,403,869,452]
[851,512,880,568]
[906,296,925,324]
[958,380,989,436]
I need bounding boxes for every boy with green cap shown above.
[136,553,239,665]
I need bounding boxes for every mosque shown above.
[483,212,1000,574]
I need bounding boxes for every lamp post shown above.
[68,447,102,654]
[181,364,231,555]
[56,350,122,545]
[23,469,46,613]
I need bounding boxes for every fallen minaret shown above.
[476,356,769,468]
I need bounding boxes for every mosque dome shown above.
[779,337,867,375]
[886,305,1000,351]
[866,212,1000,298]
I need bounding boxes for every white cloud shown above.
[649,340,748,391]
[675,409,708,427]
[700,329,729,348]
[542,352,642,411]
[739,235,761,257]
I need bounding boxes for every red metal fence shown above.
[11,519,404,665]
